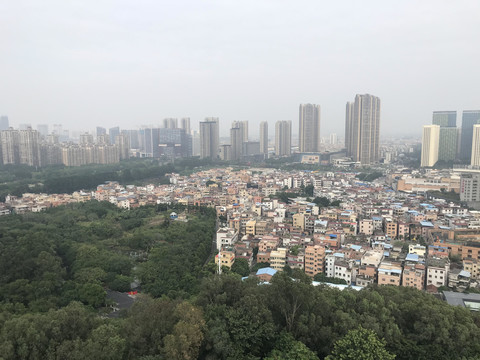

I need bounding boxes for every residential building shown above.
[200,117,219,159]
[230,126,243,161]
[232,120,248,143]
[426,257,450,288]
[402,263,425,291]
[270,248,287,271]
[378,261,402,286]
[275,120,291,156]
[299,104,321,153]
[215,249,235,269]
[345,94,381,165]
[260,121,268,158]
[463,258,479,279]
[304,245,325,277]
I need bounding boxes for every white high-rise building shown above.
[471,124,480,166]
[420,125,440,167]
[299,104,321,152]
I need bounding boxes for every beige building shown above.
[305,245,325,278]
[402,263,425,290]
[421,125,440,167]
[463,258,479,279]
[378,261,402,286]
[215,250,235,269]
[292,213,305,230]
[245,219,256,236]
[270,248,287,271]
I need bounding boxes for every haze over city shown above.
[1,0,480,137]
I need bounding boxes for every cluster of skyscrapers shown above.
[421,111,480,167]
[1,94,382,167]
[199,94,381,165]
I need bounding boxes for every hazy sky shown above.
[1,1,479,138]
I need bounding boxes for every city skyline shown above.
[2,2,480,137]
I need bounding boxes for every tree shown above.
[231,258,250,277]
[266,332,319,360]
[326,327,395,360]
[304,185,314,197]
[163,302,206,360]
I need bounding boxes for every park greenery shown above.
[0,202,480,359]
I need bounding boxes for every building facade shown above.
[275,120,291,156]
[299,104,321,153]
[460,110,480,161]
[260,121,268,158]
[200,117,219,159]
[345,94,381,165]
[421,125,440,167]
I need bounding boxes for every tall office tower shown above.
[260,121,268,157]
[345,94,381,165]
[163,118,178,129]
[109,127,120,145]
[18,129,41,166]
[420,125,440,167]
[200,117,219,159]
[115,133,130,160]
[180,118,191,135]
[432,111,457,127]
[37,124,49,137]
[299,104,321,152]
[230,126,242,161]
[0,116,9,131]
[232,121,248,143]
[96,127,107,137]
[460,110,480,160]
[432,111,457,161]
[275,120,292,156]
[329,133,337,145]
[0,129,20,164]
[79,133,94,145]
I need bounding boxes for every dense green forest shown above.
[0,201,480,359]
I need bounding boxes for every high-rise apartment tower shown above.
[345,94,381,165]
[199,117,219,159]
[299,104,321,152]
[275,121,291,156]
